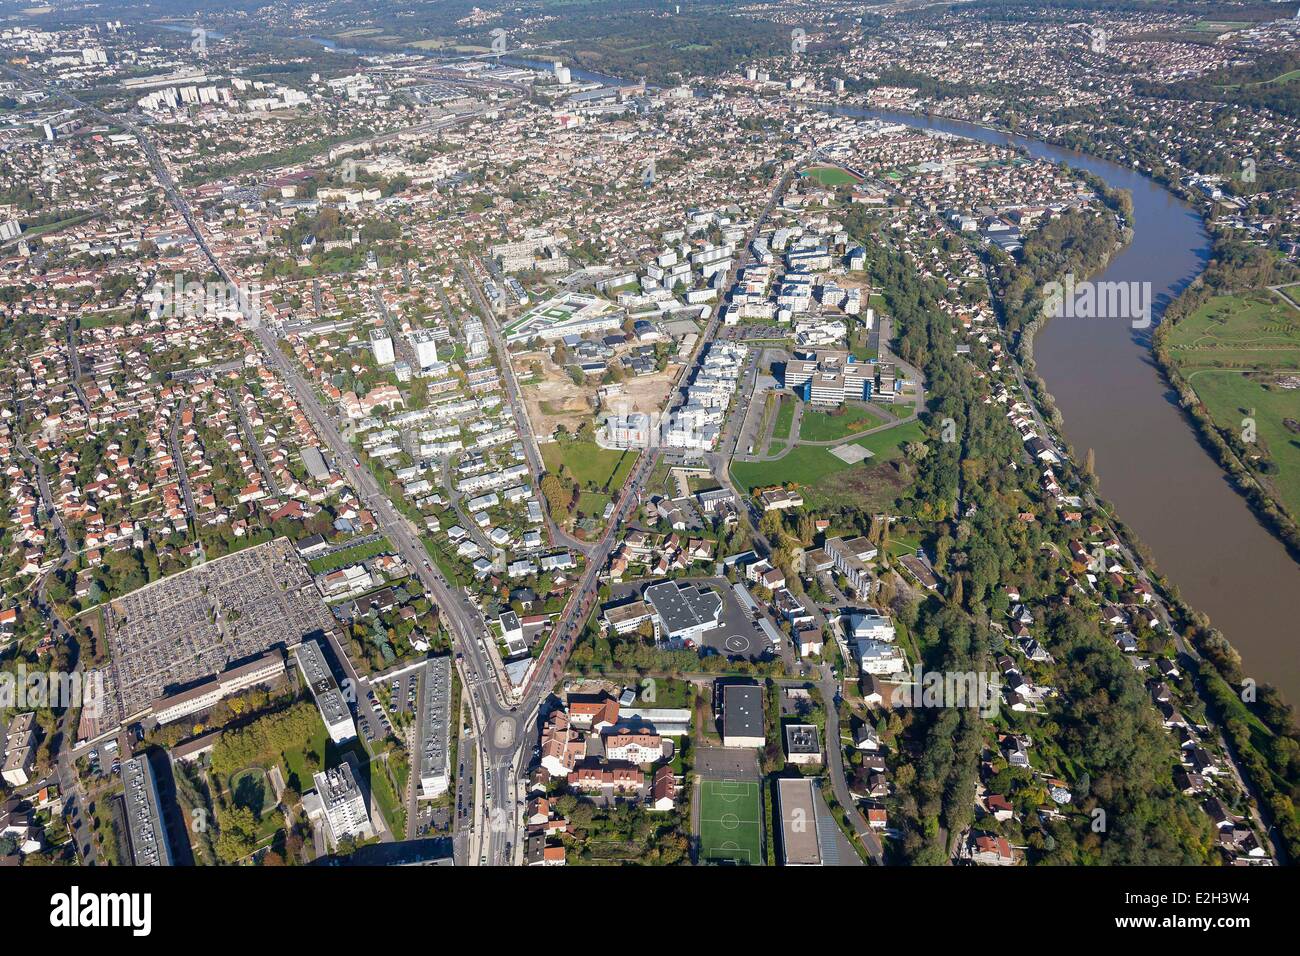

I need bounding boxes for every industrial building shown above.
[777,777,825,865]
[644,580,722,643]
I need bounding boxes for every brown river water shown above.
[846,106,1300,705]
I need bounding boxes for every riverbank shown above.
[841,104,1300,708]
[1151,242,1300,564]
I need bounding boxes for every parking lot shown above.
[610,576,777,662]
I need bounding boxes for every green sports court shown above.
[698,778,764,864]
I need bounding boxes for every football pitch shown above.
[698,778,763,864]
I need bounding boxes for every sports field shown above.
[802,165,859,187]
[698,778,763,864]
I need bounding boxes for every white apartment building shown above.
[312,763,374,847]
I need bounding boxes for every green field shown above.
[698,778,763,864]
[773,396,796,441]
[801,165,859,187]
[307,536,392,573]
[1166,292,1300,371]
[1184,369,1300,517]
[798,404,888,442]
[730,417,924,494]
[1168,291,1300,517]
[542,439,637,491]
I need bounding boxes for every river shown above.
[832,105,1300,704]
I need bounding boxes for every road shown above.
[14,419,98,863]
[167,400,198,524]
[230,389,282,497]
[4,57,815,865]
[811,664,885,862]
[454,256,593,558]
[65,318,91,414]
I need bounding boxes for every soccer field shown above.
[698,778,763,865]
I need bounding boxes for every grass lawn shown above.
[1167,292,1300,370]
[542,440,637,492]
[730,418,923,494]
[307,536,391,573]
[852,417,924,457]
[1184,369,1300,517]
[1168,291,1300,517]
[801,165,859,187]
[731,445,853,491]
[368,755,406,836]
[577,490,611,517]
[773,395,796,440]
[698,778,764,865]
[798,404,888,442]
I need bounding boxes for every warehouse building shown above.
[777,777,824,866]
[721,683,765,748]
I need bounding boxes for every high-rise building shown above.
[408,328,439,370]
[122,755,173,866]
[313,762,373,847]
[295,639,357,744]
[369,327,395,366]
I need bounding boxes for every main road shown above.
[10,54,814,862]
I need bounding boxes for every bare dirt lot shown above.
[514,348,681,438]
[515,350,592,436]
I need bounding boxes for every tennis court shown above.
[698,778,763,864]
